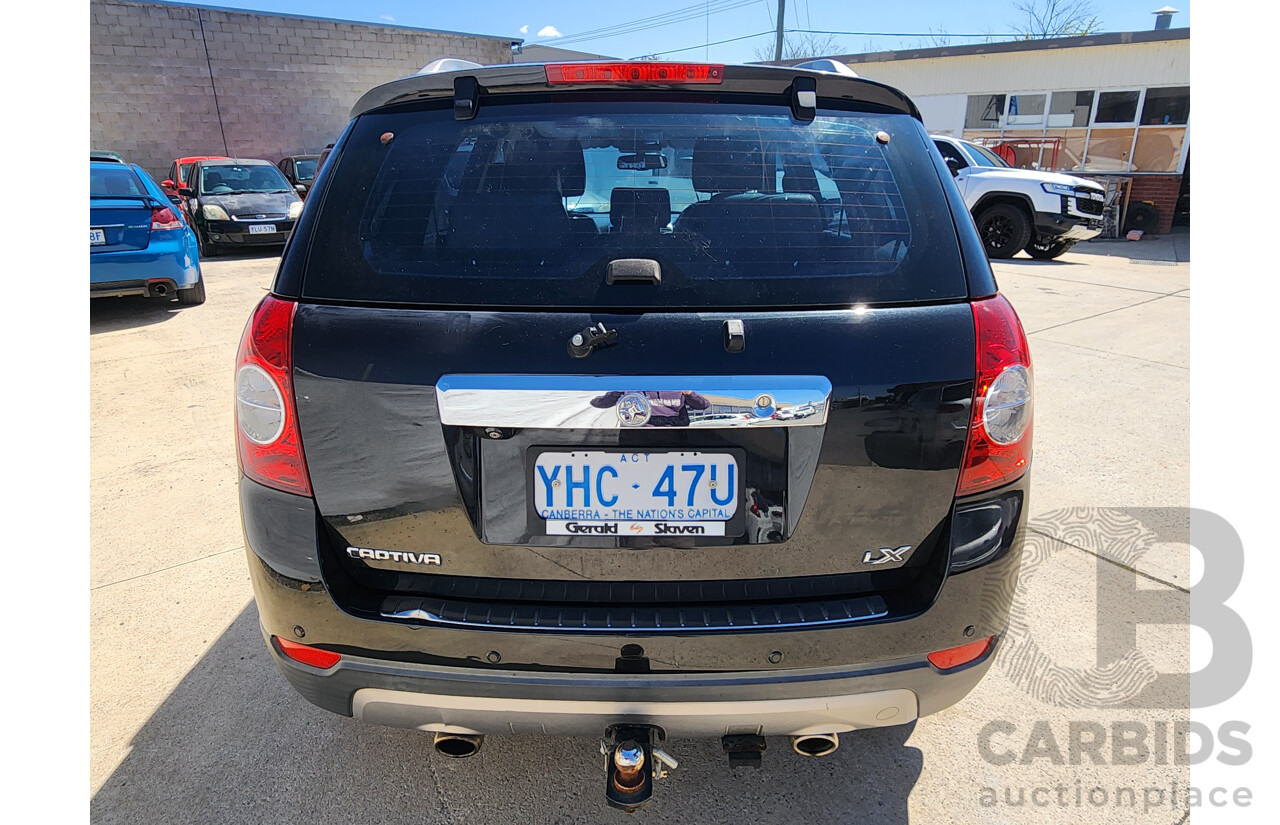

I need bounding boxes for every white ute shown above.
[932,135,1106,260]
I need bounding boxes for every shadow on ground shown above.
[89,296,194,334]
[91,606,922,824]
[1069,228,1190,264]
[998,257,1083,268]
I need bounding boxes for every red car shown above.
[161,155,229,204]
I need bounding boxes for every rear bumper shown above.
[89,231,200,290]
[1033,210,1102,242]
[242,470,1027,738]
[205,220,295,247]
[90,278,179,299]
[266,628,997,737]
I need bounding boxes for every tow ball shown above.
[600,725,678,812]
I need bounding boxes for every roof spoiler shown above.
[352,62,918,121]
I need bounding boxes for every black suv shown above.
[236,61,1032,809]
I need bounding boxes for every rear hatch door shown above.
[286,78,976,617]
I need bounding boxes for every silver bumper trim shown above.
[1060,222,1102,241]
[352,686,919,737]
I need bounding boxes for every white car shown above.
[932,135,1106,260]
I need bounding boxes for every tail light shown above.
[150,206,183,231]
[957,294,1032,496]
[274,636,340,669]
[545,62,724,85]
[235,296,312,496]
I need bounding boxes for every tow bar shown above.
[600,725,678,812]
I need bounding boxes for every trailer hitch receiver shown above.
[601,725,677,812]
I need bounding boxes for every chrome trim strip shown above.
[435,374,832,429]
[381,603,888,632]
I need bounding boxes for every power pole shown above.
[773,0,786,61]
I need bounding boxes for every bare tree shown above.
[753,32,844,62]
[911,27,953,49]
[1011,0,1102,39]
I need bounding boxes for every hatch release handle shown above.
[568,322,619,359]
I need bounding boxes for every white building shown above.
[780,25,1190,233]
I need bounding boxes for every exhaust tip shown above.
[433,732,483,758]
[791,733,839,757]
[153,284,168,296]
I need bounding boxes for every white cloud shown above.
[537,25,562,38]
[519,25,529,34]
[380,14,395,22]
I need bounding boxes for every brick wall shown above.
[1126,175,1183,235]
[91,0,515,179]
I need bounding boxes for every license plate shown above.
[534,450,739,535]
[90,228,106,246]
[248,224,276,235]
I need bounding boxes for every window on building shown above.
[1132,127,1187,172]
[1140,86,1190,125]
[1094,91,1141,124]
[993,131,1056,169]
[1004,94,1046,127]
[1083,127,1136,171]
[1042,129,1089,172]
[1048,90,1094,128]
[960,129,1002,149]
[965,94,1006,129]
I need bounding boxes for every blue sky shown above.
[184,1,1191,62]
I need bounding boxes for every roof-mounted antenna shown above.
[417,58,484,76]
[790,59,858,77]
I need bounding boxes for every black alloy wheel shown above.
[976,203,1032,259]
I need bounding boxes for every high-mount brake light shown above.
[235,295,312,496]
[957,294,1033,496]
[545,62,725,85]
[150,206,182,231]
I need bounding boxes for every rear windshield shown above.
[90,165,146,198]
[294,159,318,180]
[302,100,965,308]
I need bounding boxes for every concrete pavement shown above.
[90,236,1191,824]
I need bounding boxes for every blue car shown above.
[90,161,205,305]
